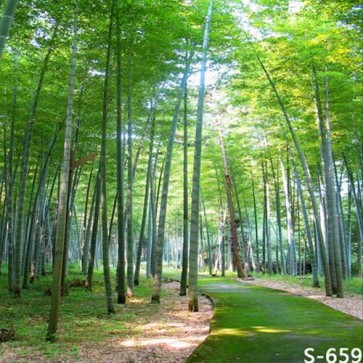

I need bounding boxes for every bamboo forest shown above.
[0,0,362,362]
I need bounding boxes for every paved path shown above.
[187,276,363,363]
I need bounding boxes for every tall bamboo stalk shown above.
[0,0,20,59]
[47,5,78,340]
[188,0,213,312]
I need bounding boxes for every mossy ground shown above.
[186,275,362,363]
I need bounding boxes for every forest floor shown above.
[0,279,214,363]
[1,272,362,362]
[74,281,215,363]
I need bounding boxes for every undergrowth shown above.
[0,268,166,362]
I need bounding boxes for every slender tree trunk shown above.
[262,159,272,275]
[201,196,212,275]
[24,134,57,288]
[255,54,332,295]
[14,23,58,298]
[343,155,363,277]
[81,165,95,274]
[251,176,259,273]
[221,209,226,277]
[347,191,353,278]
[151,151,163,277]
[126,69,134,298]
[218,120,246,278]
[115,3,126,304]
[154,152,165,229]
[22,165,39,278]
[188,1,213,312]
[280,155,296,275]
[243,198,256,273]
[0,0,20,59]
[270,158,285,274]
[45,162,60,268]
[147,146,159,279]
[313,67,344,297]
[3,52,17,291]
[292,158,319,287]
[0,181,6,275]
[146,197,153,278]
[232,177,246,265]
[180,80,189,296]
[262,179,269,274]
[134,116,154,286]
[61,154,82,288]
[335,163,348,279]
[47,7,78,341]
[214,163,224,275]
[100,2,115,313]
[199,215,204,271]
[86,173,101,289]
[151,55,192,303]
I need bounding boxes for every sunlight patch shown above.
[119,338,193,349]
[214,328,253,337]
[253,326,291,334]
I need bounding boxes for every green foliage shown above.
[341,277,363,296]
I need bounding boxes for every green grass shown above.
[343,277,363,295]
[0,268,168,362]
[185,275,362,363]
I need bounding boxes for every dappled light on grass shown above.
[125,296,146,304]
[212,326,291,338]
[253,326,291,334]
[213,328,253,337]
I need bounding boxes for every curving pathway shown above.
[187,276,363,363]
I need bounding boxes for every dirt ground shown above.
[77,281,214,363]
